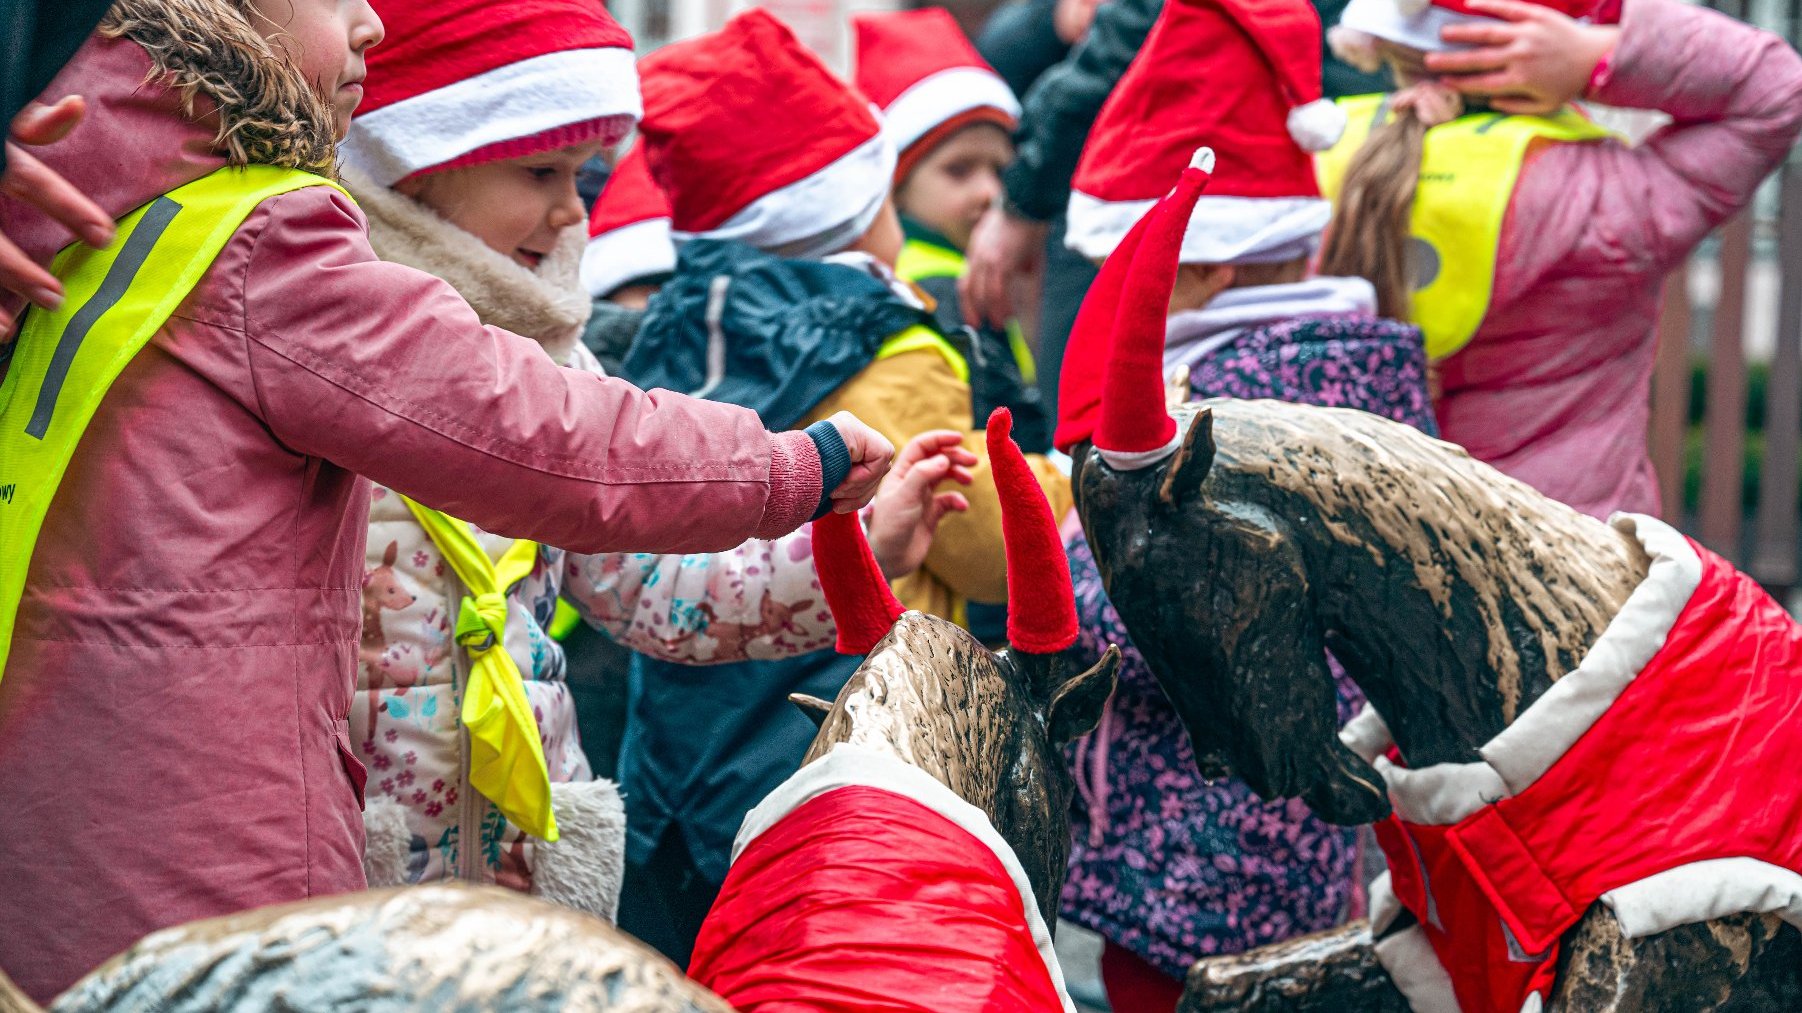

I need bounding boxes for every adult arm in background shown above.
[962,0,1164,328]
[977,0,1072,97]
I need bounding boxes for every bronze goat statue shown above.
[17,885,732,1013]
[1067,151,1802,1013]
[686,409,1118,1011]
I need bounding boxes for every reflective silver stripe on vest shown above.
[26,195,183,439]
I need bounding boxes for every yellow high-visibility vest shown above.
[896,237,1037,384]
[0,165,344,680]
[875,323,971,385]
[1315,95,1615,360]
[399,498,558,842]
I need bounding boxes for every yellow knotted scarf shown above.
[401,497,558,841]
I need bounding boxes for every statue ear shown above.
[1048,645,1120,743]
[789,693,833,729]
[1158,409,1215,509]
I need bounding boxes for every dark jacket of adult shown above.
[0,0,113,170]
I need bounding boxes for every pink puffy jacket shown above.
[0,34,822,1002]
[1439,0,1802,519]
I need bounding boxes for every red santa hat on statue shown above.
[582,142,677,298]
[1335,0,1598,59]
[852,8,1022,183]
[638,9,895,259]
[342,0,641,186]
[1065,0,1339,266]
[1054,148,1216,458]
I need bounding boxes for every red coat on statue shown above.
[1341,514,1802,1013]
[688,743,1073,1012]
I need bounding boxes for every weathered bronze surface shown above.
[47,885,734,1013]
[1180,921,1408,1013]
[803,612,1119,926]
[1075,398,1798,1010]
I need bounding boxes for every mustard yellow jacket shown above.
[803,346,1072,625]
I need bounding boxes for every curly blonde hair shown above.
[101,0,338,174]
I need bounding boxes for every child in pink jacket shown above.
[0,0,899,1001]
[334,0,973,922]
[1321,0,1802,518]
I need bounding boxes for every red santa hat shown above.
[1054,149,1215,460]
[581,142,676,298]
[812,408,1076,655]
[342,0,641,187]
[1066,0,1339,265]
[638,9,895,259]
[852,8,1021,183]
[1336,0,1597,56]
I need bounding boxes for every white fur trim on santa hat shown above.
[581,217,678,298]
[1337,0,1488,53]
[1096,410,1190,472]
[1066,190,1332,265]
[341,47,643,187]
[734,742,1076,1013]
[882,66,1022,156]
[673,131,897,260]
[1288,98,1348,152]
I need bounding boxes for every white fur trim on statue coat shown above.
[533,778,627,923]
[1338,514,1704,827]
[341,164,592,363]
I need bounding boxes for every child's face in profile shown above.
[395,141,609,270]
[244,0,384,139]
[895,122,1013,251]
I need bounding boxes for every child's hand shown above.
[1425,0,1619,115]
[868,430,977,579]
[824,412,897,514]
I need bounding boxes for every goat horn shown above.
[812,509,905,655]
[1093,147,1216,470]
[987,408,1078,654]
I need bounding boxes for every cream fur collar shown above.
[342,164,592,363]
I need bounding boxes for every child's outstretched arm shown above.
[563,431,973,664]
[231,189,887,554]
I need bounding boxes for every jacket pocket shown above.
[335,726,369,809]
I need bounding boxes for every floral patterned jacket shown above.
[1060,307,1436,979]
[354,482,831,892]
